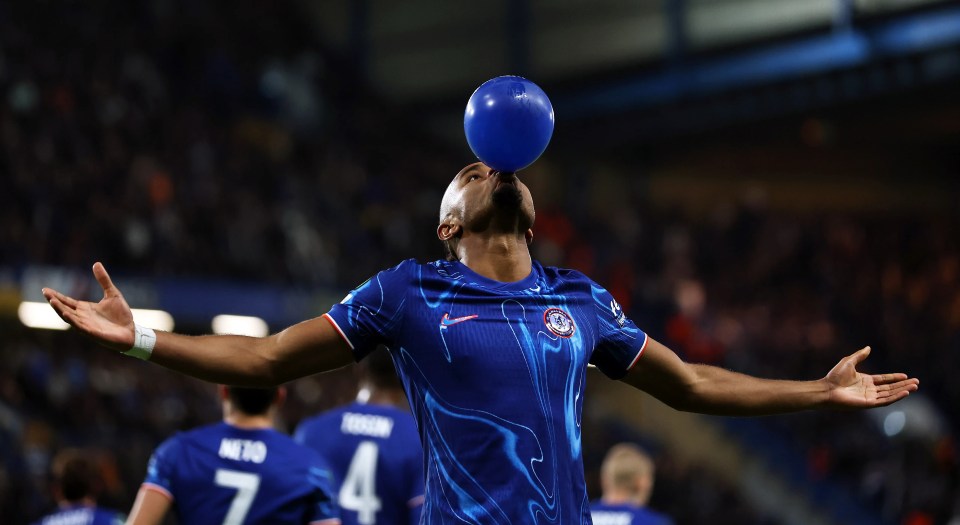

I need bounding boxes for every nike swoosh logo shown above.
[440,313,479,328]
[530,285,541,292]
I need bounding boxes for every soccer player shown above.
[295,347,424,525]
[44,162,920,524]
[126,386,339,525]
[590,443,673,525]
[31,449,125,525]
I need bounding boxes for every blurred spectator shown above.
[590,442,675,525]
[30,448,125,525]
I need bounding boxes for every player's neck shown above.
[601,491,644,507]
[365,388,408,409]
[224,412,275,430]
[457,234,532,282]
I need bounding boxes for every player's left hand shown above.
[823,346,919,408]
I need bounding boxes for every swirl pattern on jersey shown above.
[326,259,647,525]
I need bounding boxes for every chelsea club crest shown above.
[544,307,576,338]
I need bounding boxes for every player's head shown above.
[51,448,101,504]
[600,443,656,506]
[221,385,283,416]
[438,162,535,260]
[359,346,402,391]
[356,346,409,409]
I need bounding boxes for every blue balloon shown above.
[464,75,554,172]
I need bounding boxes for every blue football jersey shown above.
[589,501,674,525]
[32,504,125,525]
[295,402,424,525]
[143,422,339,525]
[324,259,648,524]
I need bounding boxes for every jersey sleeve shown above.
[305,461,340,524]
[142,436,181,500]
[95,509,126,525]
[293,416,335,462]
[292,422,307,444]
[324,260,414,361]
[587,282,649,379]
[293,417,319,447]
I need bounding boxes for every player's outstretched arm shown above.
[42,262,354,386]
[622,337,919,416]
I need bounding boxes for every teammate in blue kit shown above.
[295,347,424,525]
[32,449,125,525]
[126,386,339,525]
[590,444,673,525]
[45,162,920,524]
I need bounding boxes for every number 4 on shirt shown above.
[340,441,383,525]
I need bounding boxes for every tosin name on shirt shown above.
[591,512,634,525]
[218,438,268,463]
[340,412,394,438]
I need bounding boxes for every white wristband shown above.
[124,323,156,361]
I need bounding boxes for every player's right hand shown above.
[42,262,136,352]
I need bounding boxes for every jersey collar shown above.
[452,260,541,293]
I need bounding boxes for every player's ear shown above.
[636,473,653,500]
[437,222,462,241]
[275,386,287,406]
[525,229,534,245]
[218,385,229,401]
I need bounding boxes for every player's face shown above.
[439,162,535,234]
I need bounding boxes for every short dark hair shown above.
[53,449,98,502]
[226,386,278,415]
[361,346,401,390]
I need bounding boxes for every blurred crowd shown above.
[1,0,958,524]
[0,1,452,288]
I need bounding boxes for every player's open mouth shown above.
[493,172,517,190]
